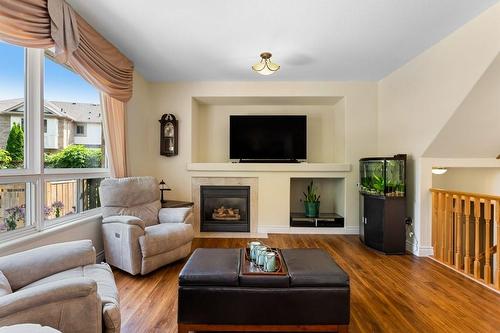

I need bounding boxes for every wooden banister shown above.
[430,189,500,291]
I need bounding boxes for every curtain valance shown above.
[0,0,133,102]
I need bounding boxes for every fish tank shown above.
[359,154,406,197]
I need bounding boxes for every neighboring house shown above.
[0,98,102,151]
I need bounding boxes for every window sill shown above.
[0,210,103,253]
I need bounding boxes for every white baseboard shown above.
[406,240,434,257]
[417,245,434,257]
[257,225,359,235]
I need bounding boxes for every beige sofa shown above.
[0,240,120,333]
[99,177,194,275]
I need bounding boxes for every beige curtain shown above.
[0,0,52,48]
[0,0,133,102]
[69,14,133,103]
[47,0,79,63]
[102,94,128,178]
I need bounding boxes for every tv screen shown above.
[229,115,307,161]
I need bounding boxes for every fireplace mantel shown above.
[187,163,351,173]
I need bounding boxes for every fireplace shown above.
[200,186,250,232]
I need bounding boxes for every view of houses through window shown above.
[0,41,108,235]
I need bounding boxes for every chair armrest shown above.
[159,207,193,224]
[0,240,95,290]
[0,278,97,318]
[102,215,145,230]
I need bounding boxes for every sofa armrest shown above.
[0,278,97,317]
[0,278,102,332]
[102,215,145,230]
[0,240,96,291]
[159,207,193,224]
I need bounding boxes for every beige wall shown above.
[378,4,500,158]
[424,53,500,158]
[194,102,345,163]
[377,3,500,255]
[432,168,500,196]
[126,82,378,231]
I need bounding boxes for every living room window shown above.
[0,41,26,170]
[0,41,109,239]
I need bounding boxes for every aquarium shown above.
[359,155,406,197]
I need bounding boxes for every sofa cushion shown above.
[179,248,240,287]
[0,271,12,296]
[139,223,194,257]
[20,263,120,332]
[281,248,349,287]
[0,240,95,291]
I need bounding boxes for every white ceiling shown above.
[67,0,498,82]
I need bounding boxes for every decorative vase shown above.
[304,201,320,218]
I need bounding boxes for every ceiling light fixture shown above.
[432,167,448,175]
[252,52,280,75]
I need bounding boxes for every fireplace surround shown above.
[200,186,250,232]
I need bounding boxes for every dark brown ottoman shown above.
[178,248,350,333]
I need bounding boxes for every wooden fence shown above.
[430,188,499,290]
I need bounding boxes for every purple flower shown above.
[51,201,64,209]
[44,206,53,216]
[5,205,25,219]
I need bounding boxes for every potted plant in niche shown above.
[303,181,320,217]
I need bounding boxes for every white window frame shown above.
[0,47,110,241]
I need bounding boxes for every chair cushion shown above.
[281,248,349,287]
[100,176,159,209]
[0,271,12,296]
[102,200,161,227]
[19,263,120,331]
[139,223,194,257]
[179,248,240,287]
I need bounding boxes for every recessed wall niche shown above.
[191,96,346,164]
[289,177,345,218]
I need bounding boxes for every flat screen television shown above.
[229,115,307,162]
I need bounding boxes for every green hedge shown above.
[45,145,103,168]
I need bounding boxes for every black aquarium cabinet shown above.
[359,154,407,254]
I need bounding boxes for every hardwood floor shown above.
[113,235,500,333]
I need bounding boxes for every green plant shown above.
[372,174,385,193]
[6,123,24,167]
[303,181,320,203]
[0,149,12,169]
[45,145,103,168]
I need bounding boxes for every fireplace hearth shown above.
[200,186,250,232]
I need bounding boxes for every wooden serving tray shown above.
[240,248,288,276]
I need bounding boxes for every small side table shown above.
[161,200,194,208]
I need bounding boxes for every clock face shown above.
[164,123,175,137]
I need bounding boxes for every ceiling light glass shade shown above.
[432,167,448,175]
[252,52,280,75]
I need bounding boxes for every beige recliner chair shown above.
[99,176,194,275]
[0,240,120,333]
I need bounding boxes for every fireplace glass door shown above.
[200,186,250,232]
